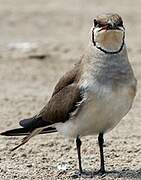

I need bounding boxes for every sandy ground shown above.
[0,0,141,179]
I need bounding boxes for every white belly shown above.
[55,85,135,138]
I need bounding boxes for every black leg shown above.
[76,136,83,174]
[98,133,105,174]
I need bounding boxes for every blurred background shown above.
[0,0,141,179]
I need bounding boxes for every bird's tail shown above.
[0,126,57,151]
[0,127,56,136]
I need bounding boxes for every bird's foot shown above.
[72,170,93,178]
[97,168,106,176]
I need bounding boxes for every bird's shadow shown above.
[71,168,141,179]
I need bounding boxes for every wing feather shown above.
[20,63,83,129]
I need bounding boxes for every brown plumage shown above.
[1,62,83,150]
[38,84,82,123]
[33,62,82,124]
[95,13,123,28]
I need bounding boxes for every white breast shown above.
[55,81,135,138]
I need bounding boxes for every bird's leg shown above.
[76,136,83,174]
[98,133,106,174]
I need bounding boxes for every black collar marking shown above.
[92,28,125,54]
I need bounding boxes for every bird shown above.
[1,13,137,176]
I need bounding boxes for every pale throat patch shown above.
[94,28,124,52]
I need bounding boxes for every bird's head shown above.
[92,13,125,54]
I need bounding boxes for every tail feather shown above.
[10,128,43,151]
[0,128,31,136]
[1,127,57,136]
[1,126,57,151]
[11,140,27,151]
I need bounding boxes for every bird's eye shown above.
[117,20,123,27]
[94,19,103,28]
[94,19,98,27]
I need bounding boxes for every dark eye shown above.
[117,20,123,27]
[94,19,98,27]
[93,19,103,28]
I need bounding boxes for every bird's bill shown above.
[97,25,124,32]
